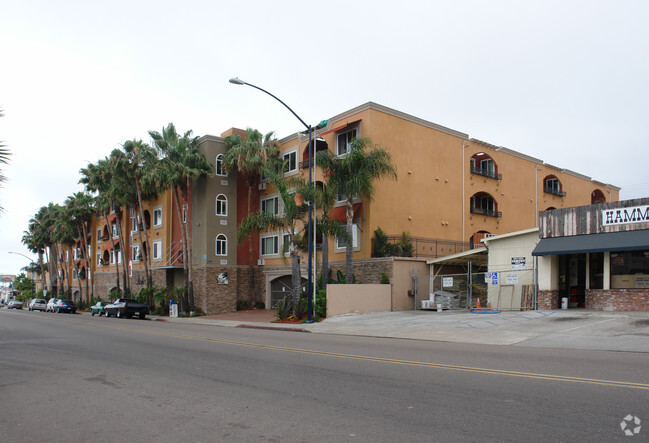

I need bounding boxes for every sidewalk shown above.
[159,308,649,353]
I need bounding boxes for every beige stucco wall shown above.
[327,284,391,317]
[392,258,428,311]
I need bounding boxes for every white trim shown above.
[215,153,227,177]
[260,234,280,257]
[216,194,228,216]
[153,206,163,228]
[215,234,227,256]
[282,148,298,176]
[153,240,162,260]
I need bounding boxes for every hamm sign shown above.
[602,205,649,227]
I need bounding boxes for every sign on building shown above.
[511,257,526,270]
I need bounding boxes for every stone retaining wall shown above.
[586,289,649,311]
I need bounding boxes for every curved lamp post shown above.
[9,251,36,298]
[229,77,314,323]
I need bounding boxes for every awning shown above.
[329,203,361,223]
[426,248,488,267]
[532,230,649,256]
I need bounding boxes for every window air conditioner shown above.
[257,258,265,266]
[258,182,266,190]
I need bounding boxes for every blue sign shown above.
[491,273,498,285]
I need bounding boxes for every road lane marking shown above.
[9,311,648,391]
[95,322,649,391]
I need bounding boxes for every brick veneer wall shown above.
[537,290,559,310]
[192,266,238,314]
[326,258,393,284]
[586,289,649,311]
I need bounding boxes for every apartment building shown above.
[67,102,619,313]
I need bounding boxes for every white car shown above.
[29,298,47,312]
[7,300,23,309]
[46,298,61,312]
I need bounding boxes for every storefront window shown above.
[589,252,604,289]
[610,250,649,289]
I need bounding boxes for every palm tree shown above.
[149,123,212,312]
[314,182,346,290]
[316,137,397,283]
[80,157,127,295]
[237,167,313,317]
[66,191,95,304]
[223,128,279,306]
[122,139,159,297]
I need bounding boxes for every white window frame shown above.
[182,203,188,223]
[261,195,279,216]
[283,149,298,176]
[260,234,279,256]
[132,245,140,262]
[216,194,228,216]
[129,261,133,277]
[111,224,118,239]
[335,223,360,250]
[282,233,291,257]
[153,240,162,260]
[131,208,138,232]
[96,253,102,267]
[153,206,163,228]
[480,158,494,175]
[336,126,358,156]
[96,228,102,239]
[215,234,227,256]
[546,177,560,192]
[215,154,227,177]
[110,250,122,265]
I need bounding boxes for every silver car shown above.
[7,300,23,309]
[29,298,47,312]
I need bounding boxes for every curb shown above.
[236,324,309,333]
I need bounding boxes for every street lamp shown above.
[229,77,315,323]
[9,251,36,299]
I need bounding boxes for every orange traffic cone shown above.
[488,302,492,311]
[476,299,481,311]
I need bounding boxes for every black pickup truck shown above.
[104,298,149,319]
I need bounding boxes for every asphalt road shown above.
[1,309,648,442]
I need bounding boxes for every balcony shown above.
[470,207,502,218]
[470,165,502,180]
[544,186,566,197]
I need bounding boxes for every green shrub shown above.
[380,273,390,284]
[254,300,265,309]
[237,299,249,311]
[276,297,293,320]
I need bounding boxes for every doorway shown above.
[559,254,586,308]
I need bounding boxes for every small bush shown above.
[380,273,390,284]
[276,297,293,320]
[237,299,249,311]
[254,300,265,309]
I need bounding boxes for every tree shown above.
[223,128,279,306]
[149,123,212,312]
[316,137,397,283]
[237,167,313,317]
[121,139,159,300]
[314,181,347,290]
[66,192,95,304]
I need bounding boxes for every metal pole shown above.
[229,77,314,322]
[306,126,314,323]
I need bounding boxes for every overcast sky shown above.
[1,0,648,276]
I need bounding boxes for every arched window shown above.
[544,175,565,197]
[591,189,606,204]
[216,234,227,256]
[216,194,228,216]
[215,154,227,176]
[470,153,500,179]
[470,192,500,217]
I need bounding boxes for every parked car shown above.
[7,300,23,309]
[46,298,60,312]
[104,298,149,319]
[29,299,47,311]
[90,301,110,316]
[53,299,77,314]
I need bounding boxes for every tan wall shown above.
[392,258,428,311]
[327,284,391,317]
[266,103,617,269]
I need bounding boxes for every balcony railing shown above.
[299,159,314,169]
[372,235,474,259]
[470,207,502,218]
[544,186,566,197]
[470,166,502,180]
